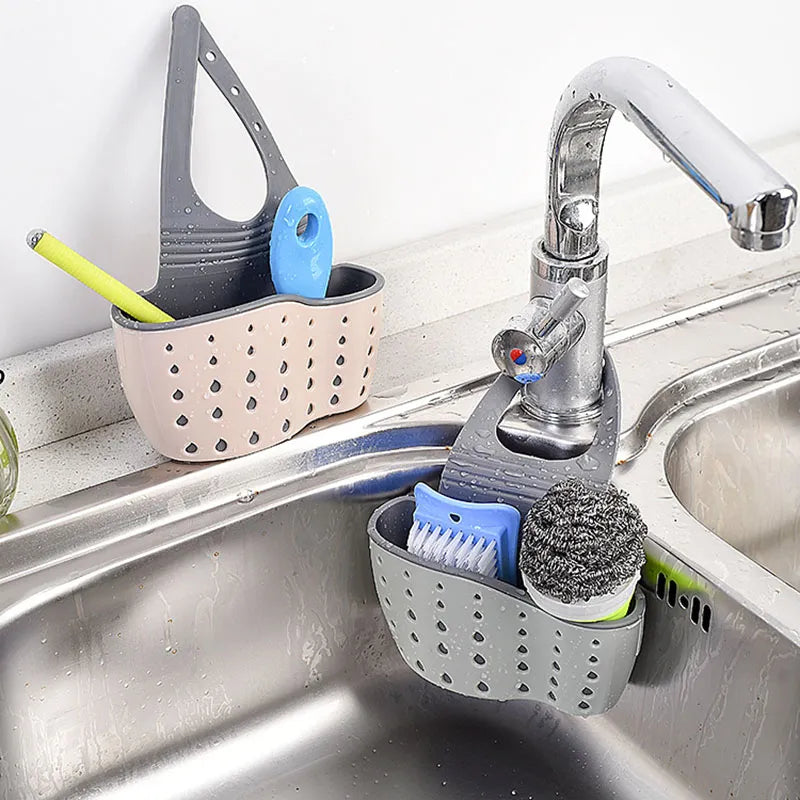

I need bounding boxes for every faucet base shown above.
[528,237,609,419]
[497,394,601,459]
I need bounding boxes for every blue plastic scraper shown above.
[269,186,333,299]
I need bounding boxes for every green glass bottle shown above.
[0,407,18,515]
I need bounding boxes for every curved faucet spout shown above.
[545,57,797,260]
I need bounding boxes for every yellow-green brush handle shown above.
[27,230,174,324]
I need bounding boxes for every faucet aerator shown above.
[729,187,797,252]
[730,227,792,253]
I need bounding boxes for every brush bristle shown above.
[407,519,498,578]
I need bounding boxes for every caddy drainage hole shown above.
[655,571,712,633]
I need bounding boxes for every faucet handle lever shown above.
[533,278,590,337]
[491,278,589,385]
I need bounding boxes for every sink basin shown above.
[666,371,800,592]
[0,421,676,800]
[5,268,800,798]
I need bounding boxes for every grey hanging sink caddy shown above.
[368,360,646,717]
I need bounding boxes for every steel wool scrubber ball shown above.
[519,479,647,605]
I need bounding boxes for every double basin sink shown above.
[2,265,800,798]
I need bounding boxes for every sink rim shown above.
[617,352,800,647]
[663,365,800,590]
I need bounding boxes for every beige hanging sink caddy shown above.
[111,6,383,461]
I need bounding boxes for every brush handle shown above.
[270,186,333,299]
[27,230,174,324]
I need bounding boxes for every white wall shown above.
[2,0,799,359]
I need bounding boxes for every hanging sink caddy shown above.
[112,6,383,461]
[368,360,646,717]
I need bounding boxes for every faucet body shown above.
[515,57,796,433]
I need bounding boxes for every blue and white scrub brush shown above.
[407,483,521,584]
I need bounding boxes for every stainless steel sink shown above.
[0,420,692,800]
[667,369,800,592]
[4,267,800,799]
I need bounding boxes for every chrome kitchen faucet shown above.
[492,56,797,457]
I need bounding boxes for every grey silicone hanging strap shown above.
[161,5,295,222]
[439,351,621,516]
[155,5,296,312]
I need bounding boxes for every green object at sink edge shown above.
[0,407,18,516]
